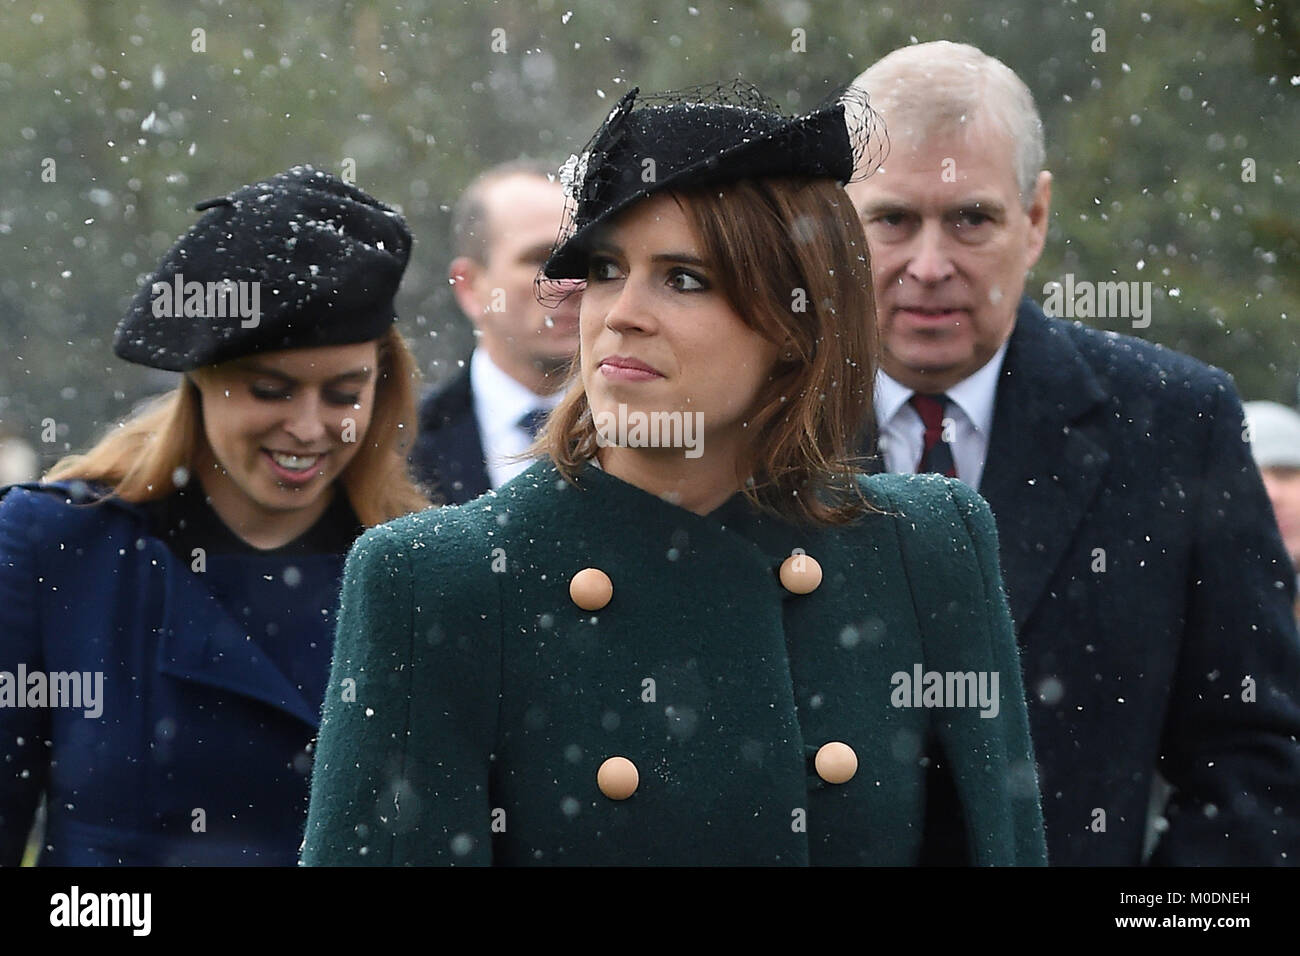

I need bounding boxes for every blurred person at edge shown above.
[409,159,581,504]
[1244,401,1300,596]
[0,166,428,865]
[0,434,38,485]
[847,41,1300,866]
[302,84,1046,866]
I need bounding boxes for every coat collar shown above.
[414,367,491,504]
[976,299,1111,630]
[417,364,474,429]
[548,457,758,537]
[540,458,833,592]
[7,480,325,728]
[153,543,325,728]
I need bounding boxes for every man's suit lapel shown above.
[977,301,1111,631]
[411,366,491,505]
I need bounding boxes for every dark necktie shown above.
[518,407,549,440]
[909,393,956,477]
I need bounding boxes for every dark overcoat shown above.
[302,461,1047,865]
[409,367,491,505]
[953,299,1300,865]
[0,482,345,865]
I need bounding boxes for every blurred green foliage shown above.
[1,0,1296,465]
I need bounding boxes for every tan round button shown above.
[814,741,858,784]
[570,567,613,611]
[779,552,822,594]
[597,756,639,800]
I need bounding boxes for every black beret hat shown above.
[114,165,411,371]
[542,82,882,280]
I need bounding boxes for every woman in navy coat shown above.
[0,166,428,865]
[302,88,1048,865]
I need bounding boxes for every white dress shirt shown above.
[873,340,1010,490]
[469,348,564,489]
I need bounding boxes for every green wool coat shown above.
[301,460,1047,865]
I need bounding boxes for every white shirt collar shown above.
[875,369,914,428]
[469,347,564,445]
[875,338,1010,435]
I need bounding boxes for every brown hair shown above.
[540,176,879,526]
[45,326,429,527]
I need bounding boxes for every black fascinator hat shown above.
[540,80,886,287]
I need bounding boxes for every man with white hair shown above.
[1244,400,1300,577]
[848,41,1300,865]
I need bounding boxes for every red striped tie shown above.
[909,393,956,477]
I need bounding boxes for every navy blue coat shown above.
[876,300,1300,865]
[409,367,491,506]
[0,482,347,865]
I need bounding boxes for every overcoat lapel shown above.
[153,542,322,728]
[976,301,1110,631]
[413,369,491,504]
[0,481,324,727]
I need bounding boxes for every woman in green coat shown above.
[303,84,1048,866]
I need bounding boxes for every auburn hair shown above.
[541,176,880,525]
[45,326,429,527]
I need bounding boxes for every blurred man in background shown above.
[1244,400,1300,583]
[848,40,1300,865]
[410,159,579,504]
